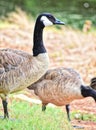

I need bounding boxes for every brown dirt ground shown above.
[67,98,96,130]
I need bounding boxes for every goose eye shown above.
[48,15,53,19]
[48,15,52,18]
[48,15,55,22]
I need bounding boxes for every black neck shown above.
[33,22,46,56]
[81,85,96,101]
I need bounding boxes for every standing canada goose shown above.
[28,67,96,123]
[0,13,64,118]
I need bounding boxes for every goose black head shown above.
[36,13,65,27]
[81,85,96,102]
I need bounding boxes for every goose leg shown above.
[42,103,47,111]
[66,104,71,121]
[2,100,9,119]
[66,105,84,129]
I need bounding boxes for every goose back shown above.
[0,48,49,94]
[28,67,84,106]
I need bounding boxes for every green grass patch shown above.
[0,20,18,29]
[0,99,72,130]
[0,21,9,28]
[71,111,96,122]
[0,99,96,130]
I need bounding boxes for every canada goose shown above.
[0,13,64,118]
[90,77,96,89]
[28,67,96,122]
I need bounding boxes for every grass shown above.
[71,111,96,122]
[0,99,72,130]
[0,99,96,130]
[0,20,18,29]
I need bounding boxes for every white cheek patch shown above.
[40,16,53,26]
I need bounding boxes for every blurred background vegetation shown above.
[0,0,96,29]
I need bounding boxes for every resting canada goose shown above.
[28,67,96,122]
[0,13,64,118]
